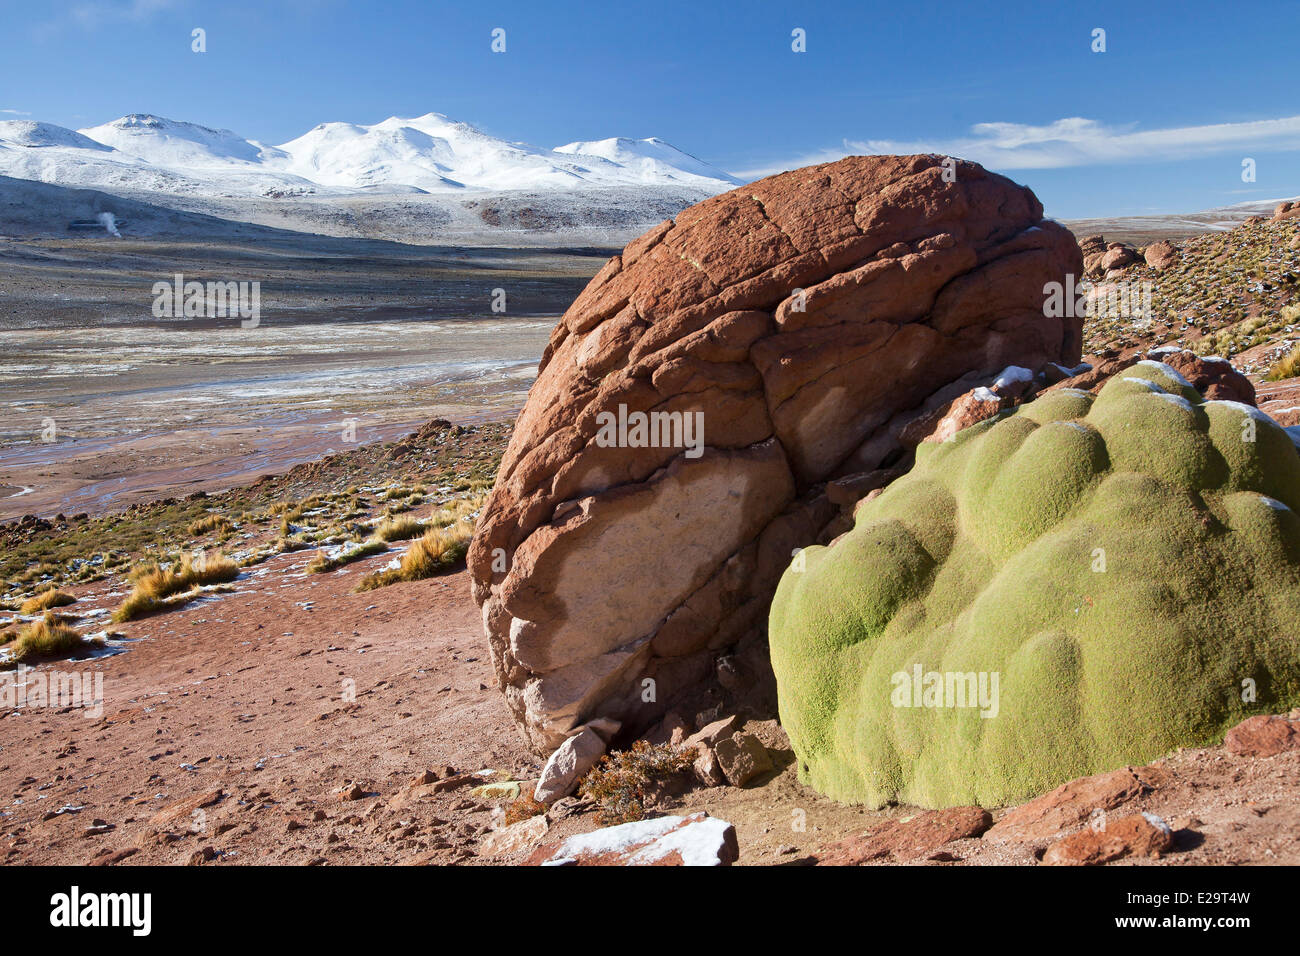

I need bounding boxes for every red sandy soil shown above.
[3,544,1298,866]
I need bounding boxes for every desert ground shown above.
[3,208,1300,867]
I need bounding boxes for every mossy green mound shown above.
[769,361,1300,808]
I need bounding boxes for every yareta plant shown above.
[769,361,1300,808]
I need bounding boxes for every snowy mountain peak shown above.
[0,111,741,200]
[0,120,110,151]
[79,113,284,167]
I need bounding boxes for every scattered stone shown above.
[187,845,217,866]
[87,847,138,866]
[579,717,622,743]
[1224,714,1300,757]
[534,728,606,804]
[713,733,773,787]
[480,814,550,857]
[986,766,1165,843]
[1041,812,1174,865]
[526,812,738,866]
[817,807,993,864]
[692,744,726,787]
[681,714,741,751]
[148,789,224,826]
[645,710,689,747]
[337,783,366,802]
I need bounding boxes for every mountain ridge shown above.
[0,112,739,199]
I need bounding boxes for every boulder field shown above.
[468,154,1083,751]
[769,361,1300,808]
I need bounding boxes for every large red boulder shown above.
[468,154,1083,751]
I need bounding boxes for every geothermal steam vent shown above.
[469,154,1083,751]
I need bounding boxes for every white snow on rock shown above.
[1206,399,1275,423]
[1136,359,1194,389]
[993,365,1033,389]
[533,812,739,866]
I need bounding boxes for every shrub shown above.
[504,793,548,826]
[577,741,697,824]
[770,363,1300,808]
[355,523,470,591]
[373,516,426,542]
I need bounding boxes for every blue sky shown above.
[2,0,1298,218]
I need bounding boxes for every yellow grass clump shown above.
[19,588,77,615]
[3,613,90,667]
[1265,342,1300,381]
[113,553,239,622]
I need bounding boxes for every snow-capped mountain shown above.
[555,137,744,187]
[0,112,739,198]
[79,113,288,168]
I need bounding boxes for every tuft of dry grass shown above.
[4,613,90,667]
[372,515,426,542]
[112,553,239,622]
[577,741,697,824]
[355,523,471,591]
[187,514,233,537]
[305,539,387,574]
[19,588,77,615]
[1265,341,1300,381]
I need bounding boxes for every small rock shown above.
[1041,812,1174,866]
[713,733,773,787]
[682,714,741,752]
[985,766,1163,843]
[187,845,217,866]
[337,783,366,802]
[1224,714,1300,757]
[577,717,622,744]
[692,743,726,787]
[480,814,550,857]
[526,812,738,866]
[818,806,992,864]
[534,728,606,804]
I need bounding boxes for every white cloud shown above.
[736,114,1300,179]
[0,109,32,116]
